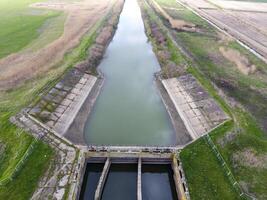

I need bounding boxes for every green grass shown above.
[0,0,63,58]
[0,142,53,199]
[24,13,66,52]
[180,137,240,200]
[212,109,267,199]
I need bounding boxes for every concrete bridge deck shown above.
[84,145,183,153]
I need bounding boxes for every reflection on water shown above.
[142,164,178,200]
[101,164,137,200]
[79,163,178,200]
[84,0,176,146]
[79,163,103,200]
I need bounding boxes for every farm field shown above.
[149,0,267,199]
[179,0,267,59]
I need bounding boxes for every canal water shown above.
[101,164,137,200]
[79,163,179,200]
[142,164,178,200]
[84,0,176,146]
[79,163,103,200]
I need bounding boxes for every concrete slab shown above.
[162,74,229,140]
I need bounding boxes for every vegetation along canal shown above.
[84,0,177,146]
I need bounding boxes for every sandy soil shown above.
[151,0,196,31]
[0,0,115,90]
[217,31,234,44]
[219,47,257,75]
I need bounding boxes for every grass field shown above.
[149,0,267,199]
[0,0,64,58]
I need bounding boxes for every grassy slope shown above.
[0,0,105,199]
[152,0,267,199]
[180,135,239,200]
[0,142,53,199]
[0,0,63,58]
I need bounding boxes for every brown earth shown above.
[219,47,257,75]
[217,31,234,45]
[0,0,116,90]
[150,0,196,31]
[232,148,267,169]
[217,131,239,148]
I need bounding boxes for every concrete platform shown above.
[54,74,97,135]
[162,74,229,140]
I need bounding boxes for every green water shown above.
[84,0,177,146]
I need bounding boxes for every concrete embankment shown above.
[156,76,192,145]
[64,76,104,145]
[162,75,229,141]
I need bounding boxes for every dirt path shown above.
[150,0,196,31]
[0,0,115,90]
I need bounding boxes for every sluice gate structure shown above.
[77,150,189,200]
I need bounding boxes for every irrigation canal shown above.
[84,0,179,146]
[80,0,187,199]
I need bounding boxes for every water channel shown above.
[79,163,178,200]
[84,0,177,146]
[79,163,103,200]
[142,164,178,200]
[101,164,137,200]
